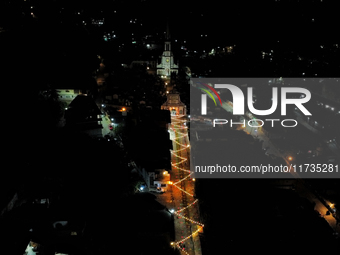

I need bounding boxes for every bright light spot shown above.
[170,209,175,213]
[288,157,293,161]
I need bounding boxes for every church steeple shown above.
[164,20,171,52]
[166,20,170,40]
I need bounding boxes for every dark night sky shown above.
[2,0,340,44]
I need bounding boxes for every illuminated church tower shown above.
[157,22,178,78]
[161,92,186,116]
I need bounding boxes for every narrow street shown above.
[155,115,203,255]
[100,114,114,138]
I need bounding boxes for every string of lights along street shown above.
[169,115,204,255]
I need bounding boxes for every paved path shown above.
[101,115,115,137]
[155,116,203,255]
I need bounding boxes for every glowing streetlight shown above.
[288,156,293,161]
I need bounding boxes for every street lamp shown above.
[288,156,293,161]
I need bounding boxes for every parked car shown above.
[149,186,165,194]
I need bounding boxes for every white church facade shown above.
[157,25,178,78]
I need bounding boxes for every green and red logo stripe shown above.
[198,83,222,106]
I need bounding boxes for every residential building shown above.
[56,88,90,106]
[129,60,157,75]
